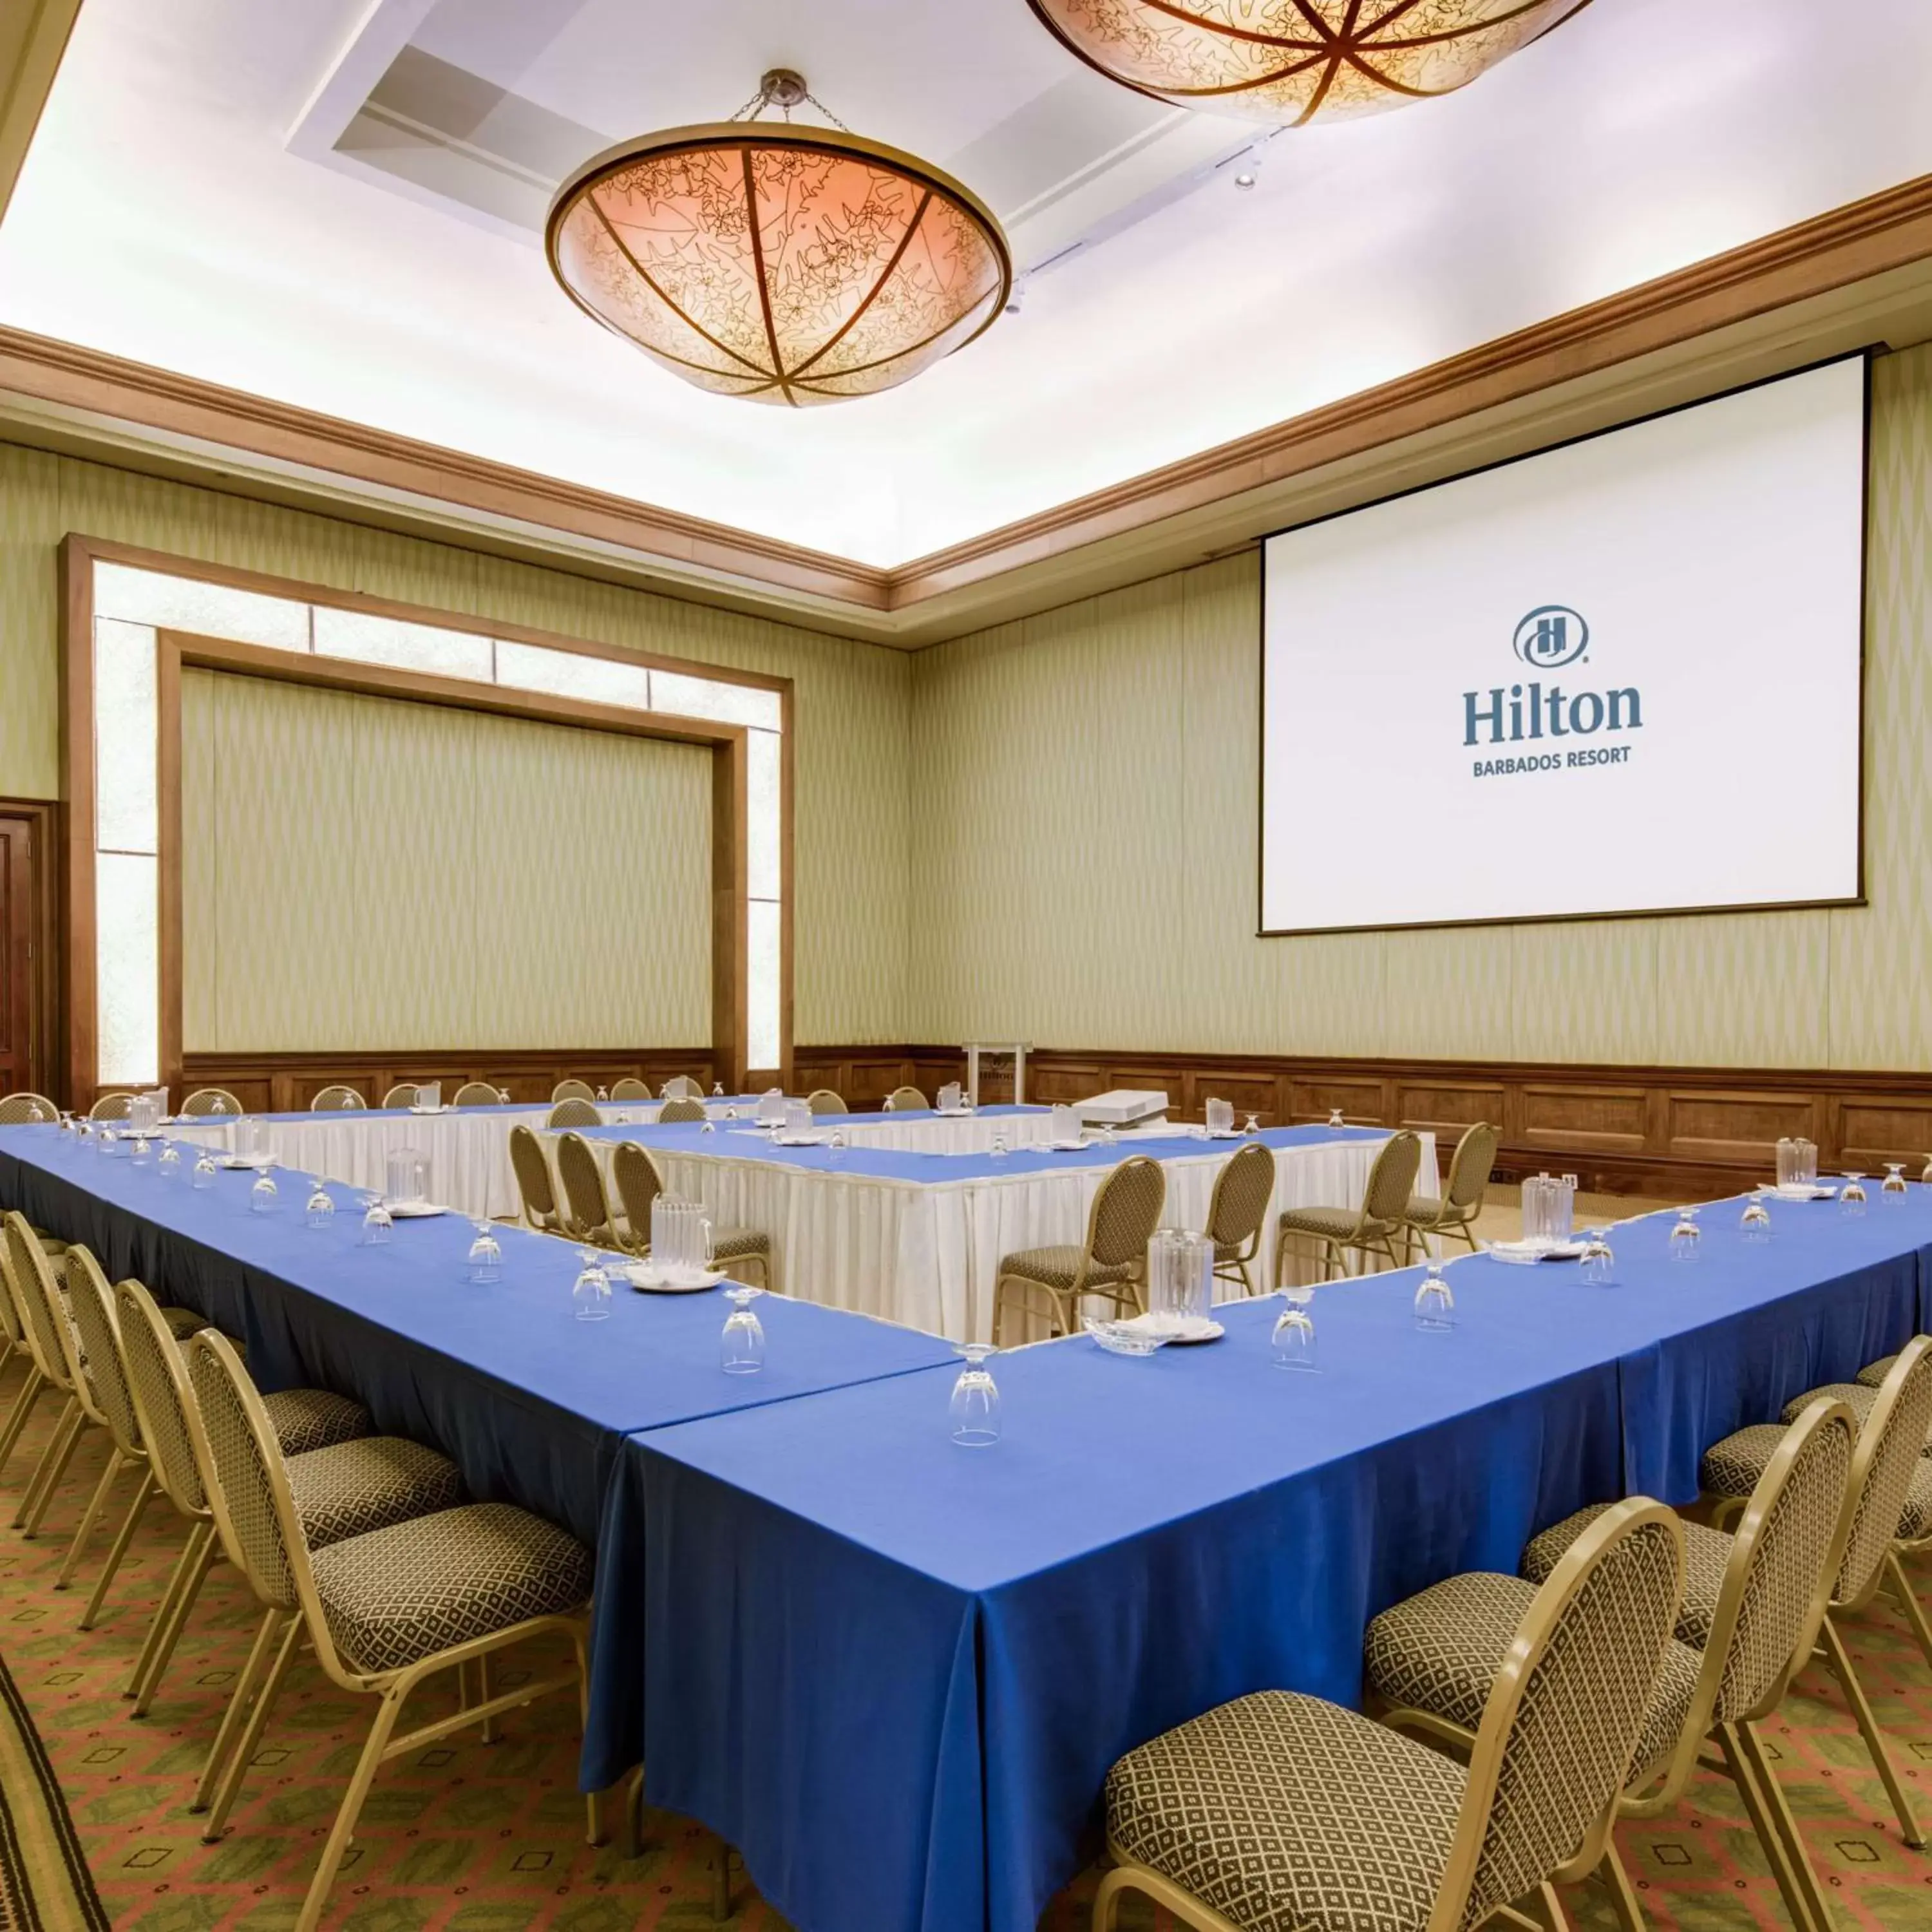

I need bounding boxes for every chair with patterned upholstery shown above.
[454,1081,503,1108]
[180,1088,242,1117]
[1274,1130,1422,1284]
[612,1077,652,1102]
[1095,1496,1684,1932]
[1204,1142,1276,1297]
[1698,1334,1932,1849]
[508,1124,565,1235]
[381,1083,417,1109]
[556,1132,621,1249]
[547,1097,601,1130]
[610,1140,772,1288]
[1397,1121,1498,1261]
[88,1092,135,1121]
[115,1276,374,1716]
[661,1075,702,1101]
[551,1079,596,1104]
[883,1086,927,1112]
[658,1097,706,1124]
[0,1229,49,1477]
[0,1091,59,1124]
[994,1156,1167,1345]
[1368,1396,1856,1932]
[187,1329,592,1929]
[308,1084,366,1111]
[807,1088,847,1116]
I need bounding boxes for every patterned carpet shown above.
[3,1370,1932,1931]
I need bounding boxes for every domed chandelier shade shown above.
[545,73,1010,406]
[1023,0,1595,126]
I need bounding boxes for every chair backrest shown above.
[453,1081,502,1108]
[0,1092,58,1124]
[612,1077,652,1101]
[1205,1142,1276,1249]
[113,1278,209,1517]
[884,1086,927,1113]
[552,1079,596,1104]
[63,1249,146,1458]
[611,1141,665,1245]
[1697,1396,1856,1732]
[3,1212,79,1394]
[548,1097,601,1129]
[658,1097,706,1124]
[1834,1334,1932,1608]
[1362,1130,1423,1225]
[508,1124,560,1226]
[0,1226,24,1352]
[180,1088,241,1117]
[381,1083,417,1109]
[1086,1157,1168,1271]
[661,1075,701,1101]
[556,1132,614,1242]
[807,1089,847,1116]
[1436,1497,1683,1931]
[88,1092,134,1121]
[308,1084,366,1111]
[1443,1122,1499,1213]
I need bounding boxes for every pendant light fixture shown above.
[545,70,1011,406]
[1023,0,1594,127]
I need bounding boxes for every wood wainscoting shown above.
[791,1044,1932,1200]
[178,1047,753,1115]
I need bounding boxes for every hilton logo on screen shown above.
[1464,606,1643,779]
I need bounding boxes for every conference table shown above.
[4,1121,1929,1932]
[556,1114,1436,1340]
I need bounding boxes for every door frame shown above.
[0,797,59,1104]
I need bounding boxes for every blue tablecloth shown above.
[0,1125,954,1785]
[623,1190,1932,1932]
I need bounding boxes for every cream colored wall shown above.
[907,344,1932,1070]
[180,670,713,1052]
[0,442,913,1044]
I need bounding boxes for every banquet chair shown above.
[994,1156,1166,1344]
[1204,1142,1276,1296]
[552,1078,596,1104]
[548,1097,601,1130]
[1274,1130,1421,1284]
[1094,1497,1683,1932]
[0,1090,59,1124]
[508,1124,566,1235]
[0,1232,47,1472]
[308,1084,366,1111]
[1397,1121,1498,1261]
[556,1132,622,1249]
[661,1075,702,1101]
[187,1329,594,1932]
[381,1082,417,1108]
[807,1088,847,1115]
[88,1092,135,1121]
[1698,1335,1932,1848]
[611,1140,772,1289]
[180,1088,242,1117]
[1367,1396,1856,1932]
[658,1097,706,1123]
[611,1077,652,1102]
[454,1080,503,1108]
[883,1085,927,1112]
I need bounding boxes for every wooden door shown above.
[0,815,41,1099]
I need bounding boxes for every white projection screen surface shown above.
[1258,357,1867,935]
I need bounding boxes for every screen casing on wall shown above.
[1257,354,1869,938]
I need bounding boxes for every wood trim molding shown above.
[791,1043,1932,1200]
[12,174,1932,640]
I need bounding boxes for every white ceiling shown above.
[5,0,1932,569]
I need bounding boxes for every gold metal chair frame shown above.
[508,1123,565,1234]
[552,1079,596,1104]
[1273,1130,1421,1285]
[0,1090,60,1124]
[180,1088,243,1117]
[88,1091,135,1121]
[611,1077,653,1102]
[1204,1141,1275,1297]
[806,1088,847,1115]
[453,1081,502,1108]
[380,1083,417,1109]
[547,1097,601,1130]
[1399,1121,1499,1262]
[657,1097,706,1123]
[307,1084,366,1111]
[556,1130,623,1249]
[884,1085,927,1112]
[994,1156,1166,1345]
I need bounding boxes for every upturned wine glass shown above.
[572,1247,611,1321]
[1841,1173,1868,1216]
[359,1190,392,1245]
[464,1218,502,1283]
[1668,1207,1701,1262]
[949,1344,1001,1446]
[1413,1264,1455,1331]
[304,1176,336,1229]
[721,1285,765,1374]
[1882,1162,1908,1198]
[1272,1280,1318,1371]
[1578,1227,1615,1285]
[1739,1190,1772,1243]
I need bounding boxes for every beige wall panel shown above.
[177,669,219,1050]
[1381,925,1518,1061]
[1653,911,1832,1068]
[1506,919,1660,1064]
[0,444,64,799]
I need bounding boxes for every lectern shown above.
[963,1041,1032,1108]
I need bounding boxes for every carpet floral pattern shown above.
[3,1388,1932,1929]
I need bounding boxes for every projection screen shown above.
[1258,356,1867,935]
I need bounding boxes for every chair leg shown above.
[0,1364,46,1475]
[80,1473,155,1630]
[1596,1842,1647,1932]
[124,1521,206,1699]
[710,1832,732,1921]
[131,1522,217,1717]
[54,1446,125,1590]
[17,1401,85,1536]
[1718,1720,1830,1932]
[1884,1551,1932,1674]
[569,1624,600,1847]
[1092,1866,1135,1932]
[1821,1613,1926,1848]
[294,1683,410,1932]
[200,1612,302,1841]
[193,1605,286,1814]
[1738,1716,1838,1932]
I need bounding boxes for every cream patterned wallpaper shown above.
[0,444,913,1045]
[180,671,712,1052]
[907,344,1932,1070]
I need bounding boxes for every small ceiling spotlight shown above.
[1004,275,1030,316]
[1233,147,1264,191]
